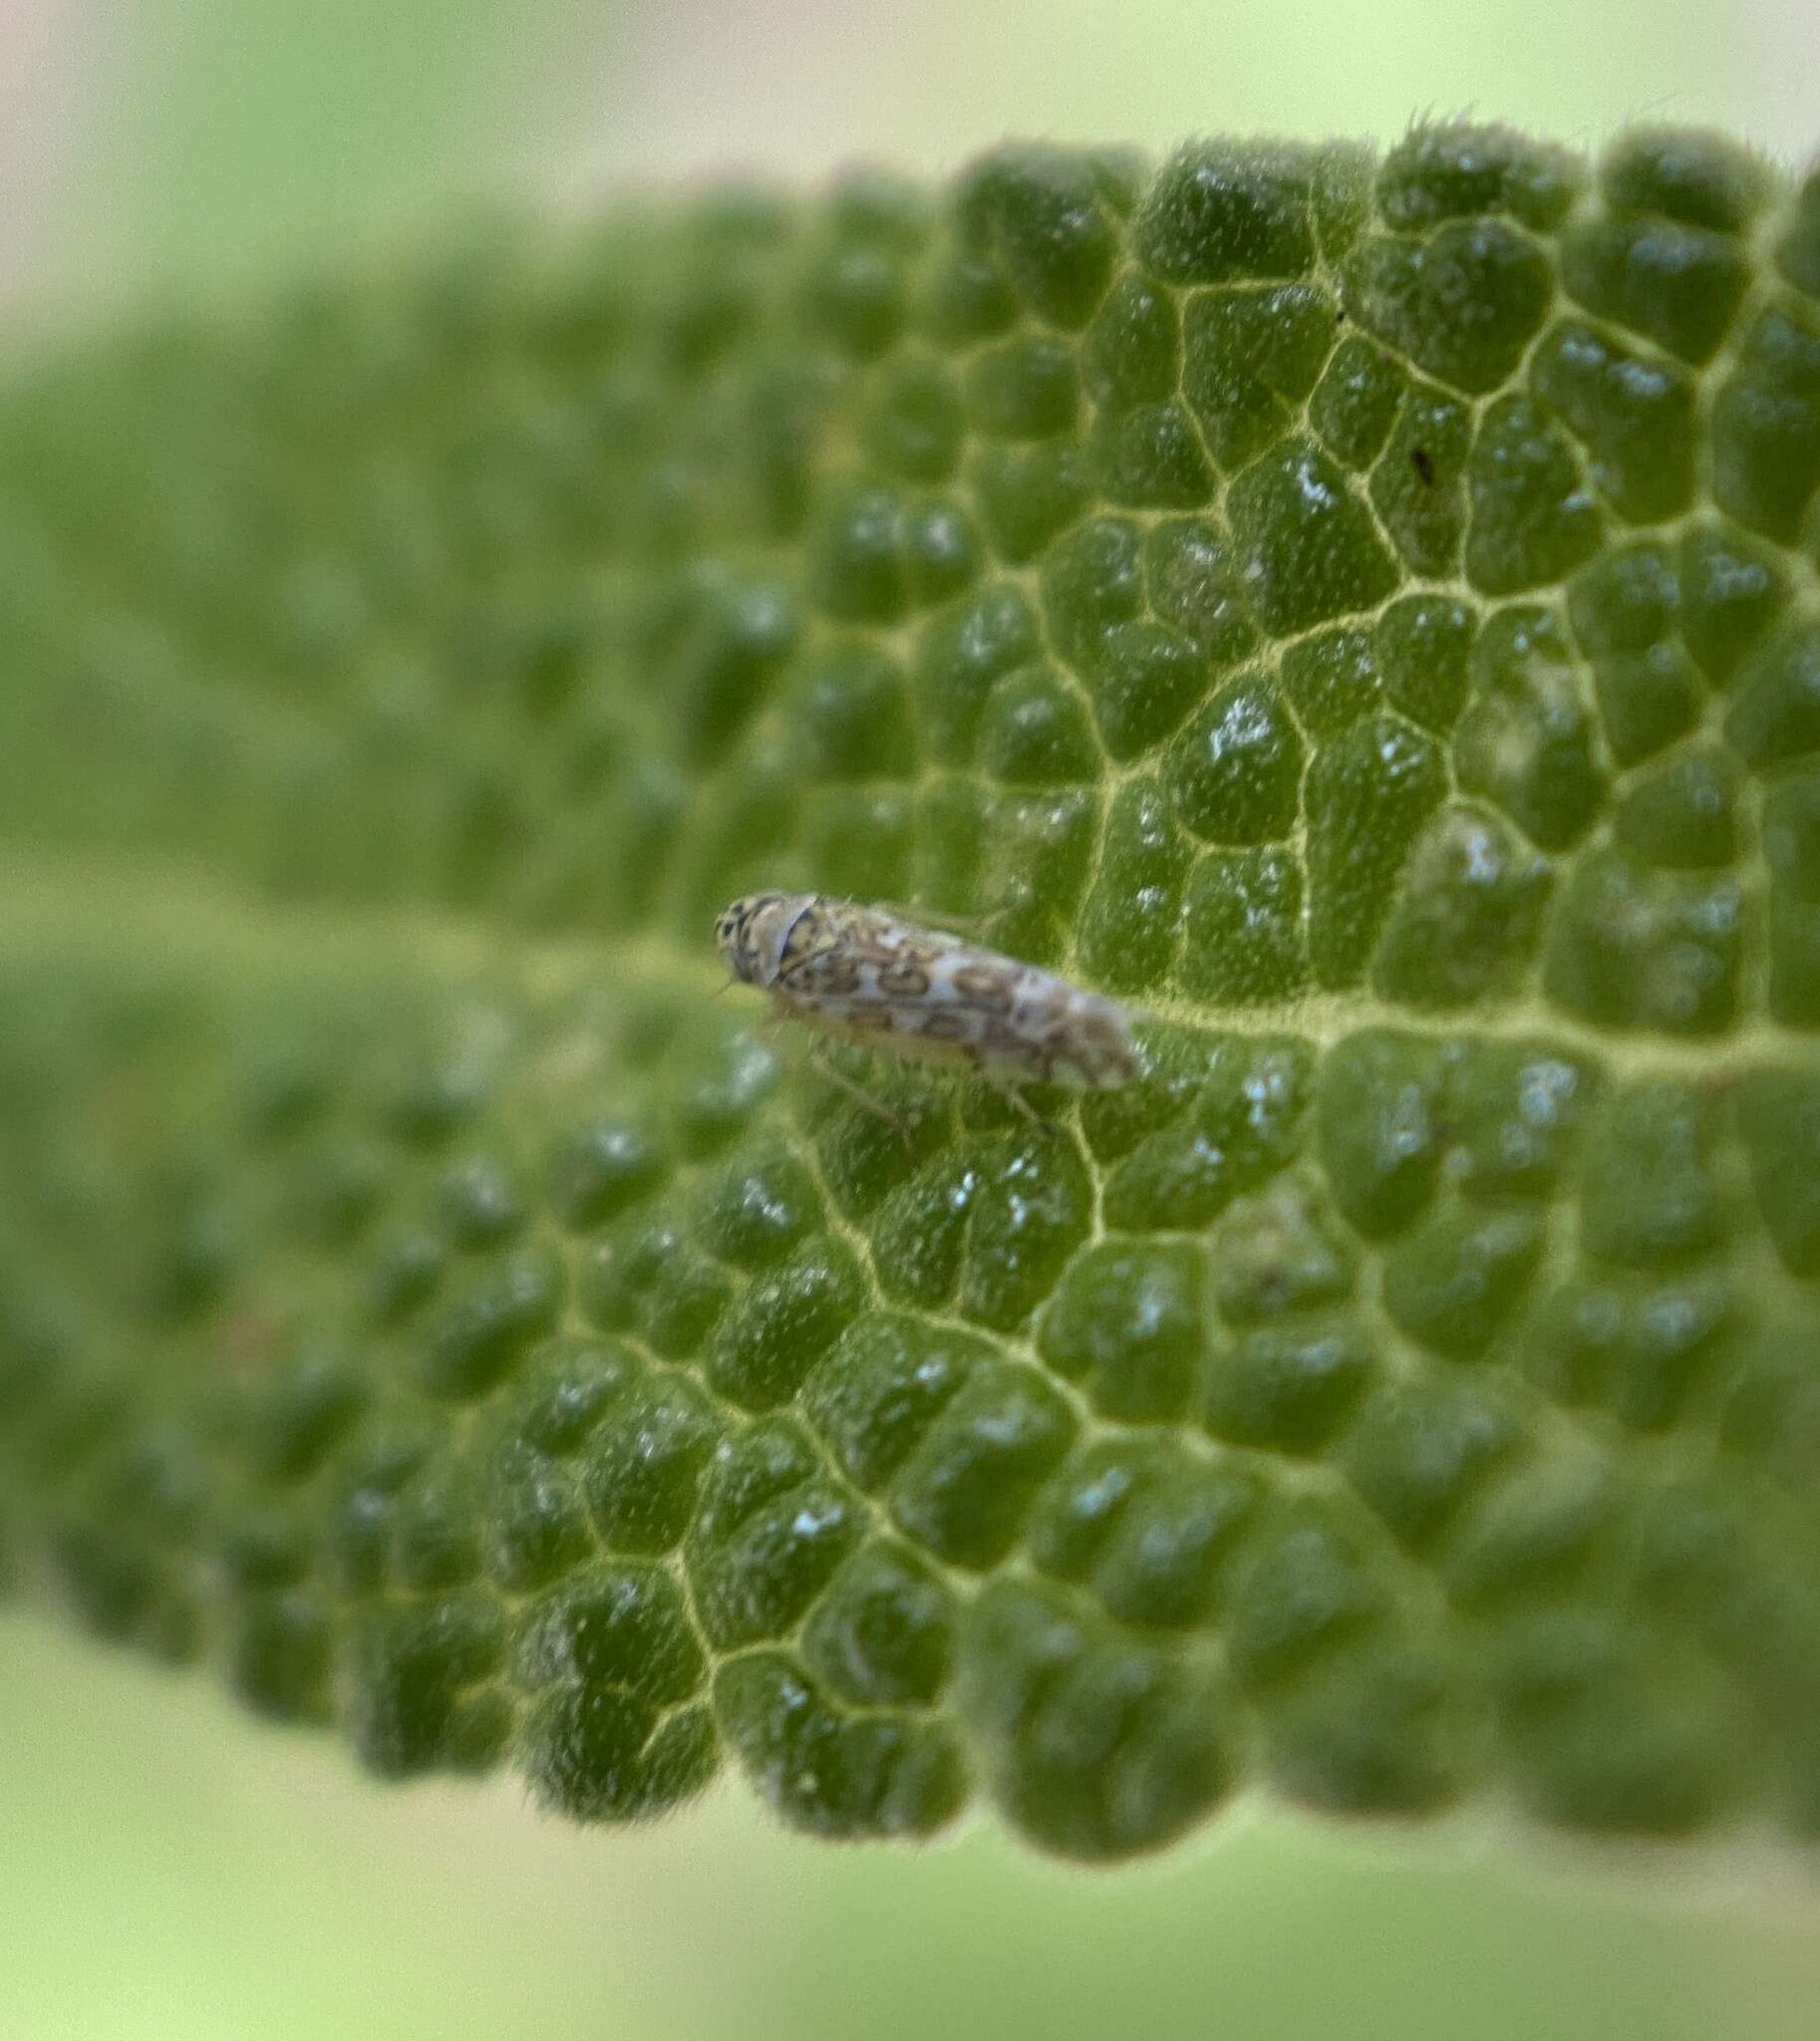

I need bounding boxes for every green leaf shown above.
[4,124,1820,1865]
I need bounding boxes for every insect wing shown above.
[752,897,1140,1091]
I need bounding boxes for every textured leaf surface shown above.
[4,125,1820,1863]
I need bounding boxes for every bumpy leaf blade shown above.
[4,125,1820,1863]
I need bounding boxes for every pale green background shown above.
[6,0,1820,302]
[2,4,1818,2035]
[5,1614,1816,2041]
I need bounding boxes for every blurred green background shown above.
[7,0,1820,306]
[2,3,1818,2034]
[6,1610,1817,2041]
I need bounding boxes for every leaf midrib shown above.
[0,851,718,1001]
[4,851,1812,1084]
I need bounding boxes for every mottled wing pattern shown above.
[768,900,1137,1090]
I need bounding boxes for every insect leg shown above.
[806,1040,913,1154]
[984,1074,1045,1127]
